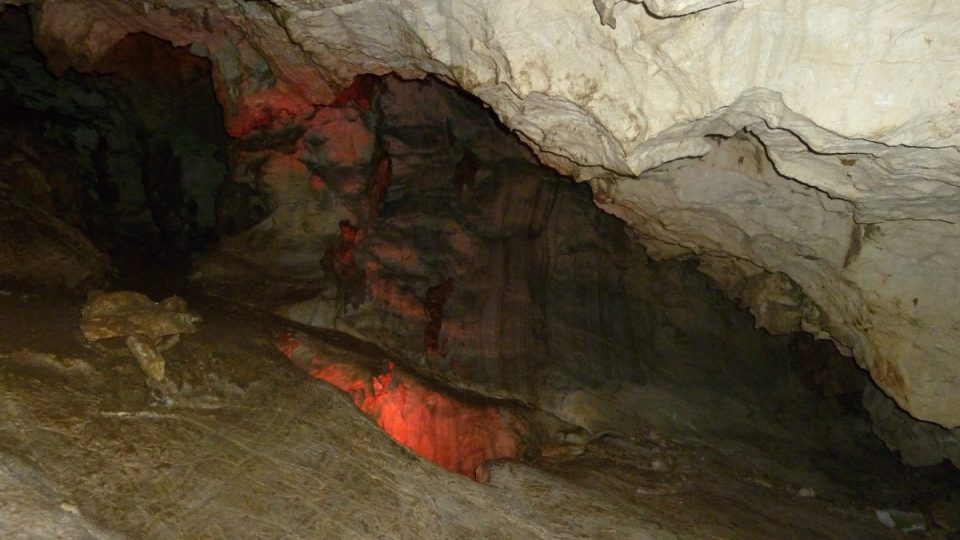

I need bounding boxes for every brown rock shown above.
[79,291,200,341]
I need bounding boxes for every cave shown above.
[1,2,960,538]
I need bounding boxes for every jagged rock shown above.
[125,334,166,381]
[80,291,199,341]
[14,0,960,446]
[863,383,960,468]
[79,291,199,381]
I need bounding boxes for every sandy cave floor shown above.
[0,285,956,539]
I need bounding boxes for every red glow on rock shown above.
[330,75,383,112]
[309,175,326,191]
[228,89,313,138]
[299,107,376,168]
[324,220,358,266]
[366,278,427,322]
[278,332,527,480]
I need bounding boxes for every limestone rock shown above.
[203,79,860,464]
[124,334,166,381]
[17,0,960,429]
[79,291,199,341]
[593,0,735,28]
[279,331,529,480]
[79,291,198,381]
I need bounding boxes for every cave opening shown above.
[1,5,959,538]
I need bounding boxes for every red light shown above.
[278,332,526,480]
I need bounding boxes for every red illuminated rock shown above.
[278,331,527,480]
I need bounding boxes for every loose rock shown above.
[80,291,199,341]
[79,291,199,381]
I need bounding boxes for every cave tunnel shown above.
[1,3,960,539]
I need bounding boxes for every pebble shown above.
[875,509,926,534]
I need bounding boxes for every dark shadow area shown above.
[0,8,230,272]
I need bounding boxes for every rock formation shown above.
[4,0,960,458]
[4,2,960,535]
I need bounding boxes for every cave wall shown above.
[192,75,858,447]
[4,0,960,468]
[12,0,960,433]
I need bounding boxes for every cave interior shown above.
[1,4,959,539]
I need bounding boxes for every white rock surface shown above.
[16,0,960,427]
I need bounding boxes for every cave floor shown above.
[0,286,954,539]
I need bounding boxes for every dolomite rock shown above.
[15,0,960,429]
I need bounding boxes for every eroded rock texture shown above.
[279,330,529,480]
[8,0,960,454]
[191,76,862,462]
